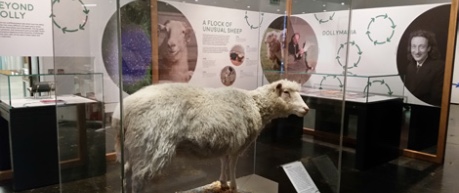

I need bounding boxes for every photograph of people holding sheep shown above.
[261,16,318,84]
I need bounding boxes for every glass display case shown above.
[0,73,103,108]
[0,0,457,193]
[0,73,104,191]
[108,0,351,192]
[265,71,407,102]
[259,71,405,190]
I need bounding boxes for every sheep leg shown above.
[151,140,176,175]
[125,162,146,193]
[131,174,146,193]
[219,155,230,189]
[124,162,132,193]
[126,159,146,193]
[126,162,149,193]
[129,139,176,193]
[228,154,239,191]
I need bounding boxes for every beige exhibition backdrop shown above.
[0,0,456,105]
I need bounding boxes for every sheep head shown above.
[271,79,309,117]
[158,20,191,56]
[265,32,277,44]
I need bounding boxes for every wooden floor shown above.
[0,135,457,193]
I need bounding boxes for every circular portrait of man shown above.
[396,4,449,106]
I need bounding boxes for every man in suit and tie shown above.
[404,29,445,151]
[404,29,445,106]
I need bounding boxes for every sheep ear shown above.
[157,24,167,38]
[158,24,166,32]
[182,21,192,43]
[186,32,192,43]
[275,83,283,96]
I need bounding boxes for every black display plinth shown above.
[407,104,440,151]
[260,94,404,171]
[0,101,106,191]
[308,96,404,170]
[1,105,60,191]
[0,116,11,171]
[259,114,304,147]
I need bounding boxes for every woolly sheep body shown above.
[115,79,309,192]
[124,84,261,160]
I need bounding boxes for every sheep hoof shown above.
[219,181,230,190]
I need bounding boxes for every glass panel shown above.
[349,0,452,158]
[0,74,11,105]
[50,0,122,192]
[117,0,265,192]
[452,13,459,106]
[0,0,453,193]
[445,5,459,183]
[259,1,351,193]
[54,73,105,187]
[0,56,24,72]
[0,74,61,192]
[0,56,30,105]
[116,0,350,192]
[0,74,67,106]
[341,1,452,192]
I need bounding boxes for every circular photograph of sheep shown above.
[101,0,197,94]
[220,66,236,86]
[396,4,449,106]
[157,1,197,84]
[229,45,245,66]
[261,16,318,84]
[102,0,151,94]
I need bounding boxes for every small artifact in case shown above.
[28,82,55,97]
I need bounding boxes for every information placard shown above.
[0,0,53,56]
[281,161,320,193]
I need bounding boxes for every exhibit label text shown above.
[322,30,357,36]
[202,20,242,34]
[0,1,34,19]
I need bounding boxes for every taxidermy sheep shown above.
[112,79,309,192]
